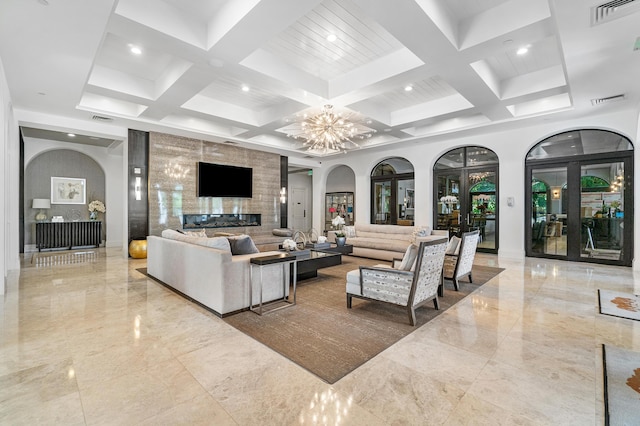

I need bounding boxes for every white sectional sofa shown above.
[328,223,448,261]
[147,230,289,317]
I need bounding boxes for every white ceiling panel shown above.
[1,0,639,157]
[94,33,175,82]
[263,0,402,80]
[199,75,291,111]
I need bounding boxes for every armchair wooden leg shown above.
[468,273,473,284]
[438,282,444,297]
[408,307,416,326]
[433,297,440,310]
[347,294,352,308]
[453,278,460,291]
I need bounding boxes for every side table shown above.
[249,253,297,315]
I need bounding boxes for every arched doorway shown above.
[325,165,355,232]
[370,158,414,226]
[433,146,499,253]
[525,129,634,266]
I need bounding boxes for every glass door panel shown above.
[435,173,461,235]
[373,181,391,224]
[530,167,567,256]
[580,162,624,261]
[468,170,496,250]
[398,179,415,226]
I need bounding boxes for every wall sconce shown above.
[32,198,51,221]
[551,187,561,199]
[280,187,286,204]
[135,177,142,201]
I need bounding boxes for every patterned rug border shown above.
[598,289,640,322]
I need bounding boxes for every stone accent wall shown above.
[148,132,280,237]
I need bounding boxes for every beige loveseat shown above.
[328,223,448,261]
[147,230,288,317]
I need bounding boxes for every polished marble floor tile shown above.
[0,248,638,424]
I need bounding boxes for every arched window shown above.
[371,157,414,226]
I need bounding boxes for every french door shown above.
[434,166,498,253]
[526,156,633,265]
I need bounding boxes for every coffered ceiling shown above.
[1,0,639,157]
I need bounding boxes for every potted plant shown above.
[332,216,346,246]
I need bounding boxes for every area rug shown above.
[598,289,640,321]
[223,256,503,384]
[602,344,640,425]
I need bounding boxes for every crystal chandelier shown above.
[285,105,375,154]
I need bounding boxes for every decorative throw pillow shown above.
[398,244,418,271]
[272,228,293,237]
[204,236,231,251]
[343,225,356,238]
[411,226,431,243]
[446,236,461,255]
[227,235,259,255]
[185,229,207,237]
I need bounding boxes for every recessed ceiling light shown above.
[67,133,76,137]
[241,85,250,92]
[129,45,142,55]
[327,34,337,42]
[404,85,413,92]
[516,46,529,55]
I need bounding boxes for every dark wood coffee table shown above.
[319,244,353,255]
[281,249,342,280]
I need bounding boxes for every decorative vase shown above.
[336,236,347,247]
[129,238,147,259]
[89,211,98,221]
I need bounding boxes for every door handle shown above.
[304,210,306,218]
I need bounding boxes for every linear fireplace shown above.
[183,213,261,229]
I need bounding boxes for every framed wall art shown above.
[51,177,86,205]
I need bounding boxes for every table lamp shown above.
[32,198,51,221]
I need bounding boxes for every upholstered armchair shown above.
[443,230,480,292]
[346,238,448,326]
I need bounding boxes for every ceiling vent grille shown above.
[91,114,113,122]
[591,94,626,106]
[592,0,640,25]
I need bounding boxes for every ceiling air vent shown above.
[592,0,640,25]
[591,94,626,106]
[91,114,113,122]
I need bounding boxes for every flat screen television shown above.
[197,162,253,198]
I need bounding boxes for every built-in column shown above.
[280,156,288,228]
[128,130,149,245]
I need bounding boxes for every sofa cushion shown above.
[227,235,259,255]
[355,224,415,241]
[446,236,461,255]
[398,244,418,271]
[348,236,411,253]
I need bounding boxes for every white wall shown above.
[0,56,20,294]
[313,109,640,268]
